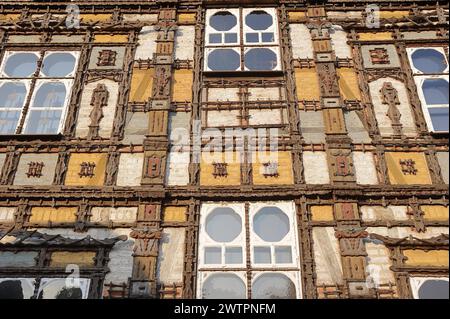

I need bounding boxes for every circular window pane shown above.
[202,273,246,299]
[253,207,289,242]
[244,48,278,71]
[206,208,242,242]
[208,49,240,71]
[42,53,76,77]
[418,280,449,299]
[245,11,273,30]
[33,83,67,108]
[423,79,449,105]
[412,49,448,73]
[4,53,38,77]
[252,273,296,299]
[0,83,27,108]
[210,11,237,31]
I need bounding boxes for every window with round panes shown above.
[204,8,281,72]
[0,51,79,135]
[197,201,302,299]
[407,47,449,133]
[409,277,449,299]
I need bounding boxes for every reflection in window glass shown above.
[32,83,67,108]
[37,278,90,299]
[423,79,449,105]
[245,11,273,30]
[3,53,38,77]
[0,279,34,299]
[418,280,449,299]
[0,82,27,108]
[208,49,241,71]
[253,207,289,242]
[42,53,76,77]
[429,107,449,132]
[275,246,292,264]
[254,246,271,264]
[225,247,243,264]
[0,110,21,134]
[244,48,278,71]
[202,273,246,299]
[204,247,222,264]
[210,11,237,31]
[412,49,448,74]
[252,273,296,299]
[23,109,62,134]
[206,208,242,242]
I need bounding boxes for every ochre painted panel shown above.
[288,11,307,22]
[94,34,128,43]
[29,207,78,224]
[80,14,112,23]
[311,205,334,222]
[252,151,294,185]
[338,68,361,100]
[385,152,432,185]
[65,153,108,186]
[380,11,410,19]
[403,250,448,267]
[172,70,193,102]
[50,251,96,267]
[129,68,154,102]
[358,32,393,41]
[295,68,321,101]
[421,206,449,222]
[178,13,196,24]
[163,206,187,222]
[200,152,241,186]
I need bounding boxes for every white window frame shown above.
[0,79,31,134]
[0,50,80,135]
[197,271,247,299]
[251,271,302,299]
[242,8,279,46]
[407,47,449,133]
[205,9,240,46]
[409,276,449,299]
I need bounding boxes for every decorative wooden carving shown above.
[212,163,228,178]
[26,162,44,178]
[145,155,163,179]
[88,84,109,139]
[369,48,390,65]
[399,159,418,175]
[262,162,279,178]
[339,238,367,256]
[153,66,172,99]
[79,162,96,178]
[97,50,117,67]
[380,82,403,137]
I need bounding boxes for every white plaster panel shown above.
[90,207,138,223]
[207,88,240,102]
[248,87,282,101]
[330,26,352,59]
[135,26,157,60]
[175,26,195,61]
[75,79,118,138]
[364,239,396,285]
[361,206,409,222]
[122,14,158,23]
[0,207,15,222]
[116,153,144,186]
[166,151,190,186]
[353,152,379,185]
[206,110,240,127]
[248,109,283,126]
[290,24,314,59]
[303,152,330,184]
[313,227,343,285]
[157,228,186,284]
[366,227,449,239]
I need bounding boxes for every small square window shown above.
[262,32,275,42]
[254,246,271,264]
[246,33,259,43]
[275,246,292,264]
[209,34,222,44]
[204,247,222,264]
[224,33,238,43]
[225,247,243,264]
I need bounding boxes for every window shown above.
[198,202,301,299]
[0,51,79,135]
[410,277,449,299]
[407,47,449,132]
[205,8,281,72]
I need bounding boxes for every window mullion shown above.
[239,8,245,71]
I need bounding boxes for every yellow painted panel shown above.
[421,205,449,222]
[80,14,111,23]
[295,68,321,101]
[404,250,448,267]
[252,151,294,185]
[288,11,307,21]
[173,69,193,102]
[50,251,96,267]
[311,205,334,222]
[358,32,393,41]
[338,68,361,100]
[200,152,241,186]
[29,207,77,224]
[65,153,108,187]
[164,206,187,222]
[94,34,128,43]
[178,13,196,24]
[129,68,154,102]
[0,14,20,22]
[380,11,410,19]
[385,152,432,185]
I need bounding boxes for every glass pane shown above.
[42,53,76,77]
[225,247,243,264]
[23,109,62,134]
[253,207,290,242]
[245,11,273,30]
[205,207,242,242]
[262,32,275,42]
[3,53,38,77]
[37,278,90,299]
[275,246,292,264]
[0,279,35,299]
[209,34,222,44]
[32,82,67,108]
[252,273,296,299]
[423,79,449,105]
[202,273,246,299]
[224,33,238,44]
[412,49,448,73]
[204,247,222,264]
[254,247,271,264]
[208,49,240,71]
[418,280,449,299]
[0,82,27,108]
[210,11,237,32]
[244,48,278,71]
[429,107,449,132]
[246,33,259,43]
[0,110,21,134]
